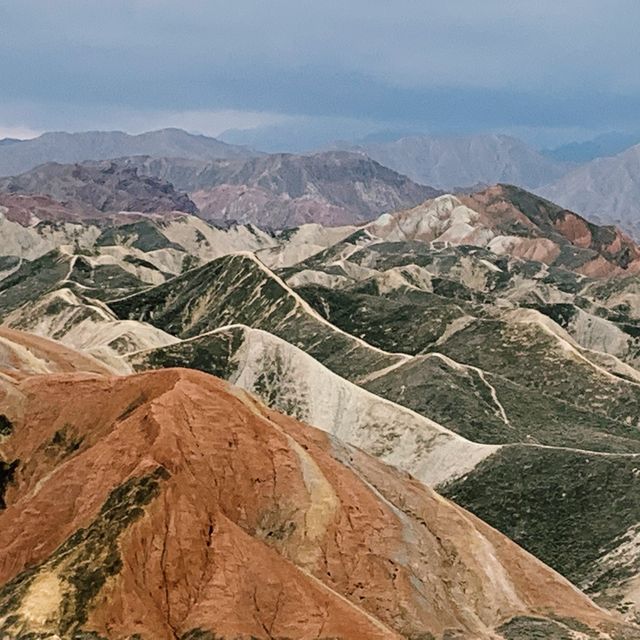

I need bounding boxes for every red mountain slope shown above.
[0,333,635,639]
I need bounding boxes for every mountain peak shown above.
[539,141,640,239]
[365,184,640,277]
[127,150,441,227]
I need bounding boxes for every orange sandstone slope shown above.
[0,326,115,414]
[0,358,635,638]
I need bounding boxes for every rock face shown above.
[0,193,96,225]
[339,133,569,190]
[538,143,640,239]
[0,341,631,639]
[0,151,439,230]
[0,160,198,215]
[462,185,640,274]
[129,151,441,227]
[0,128,257,177]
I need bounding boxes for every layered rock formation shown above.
[3,182,640,633]
[369,185,640,277]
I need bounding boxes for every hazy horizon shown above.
[3,1,640,150]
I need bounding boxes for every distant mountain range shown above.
[0,152,439,228]
[539,142,640,238]
[542,132,640,163]
[0,128,257,177]
[4,126,640,239]
[0,160,197,216]
[126,151,441,227]
[337,133,570,190]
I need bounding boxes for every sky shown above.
[1,0,640,149]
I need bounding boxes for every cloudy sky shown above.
[2,0,639,148]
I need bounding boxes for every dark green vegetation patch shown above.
[0,415,13,436]
[134,328,244,380]
[110,253,400,381]
[441,447,640,589]
[497,616,580,640]
[497,614,638,640]
[0,250,72,317]
[296,283,474,355]
[0,459,18,510]
[96,220,185,253]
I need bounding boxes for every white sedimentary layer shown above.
[212,324,499,486]
[3,288,178,372]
